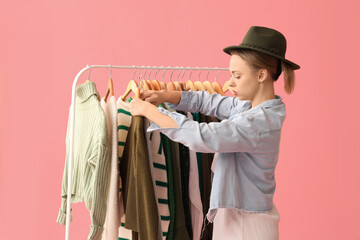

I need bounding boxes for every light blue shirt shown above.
[147,90,286,222]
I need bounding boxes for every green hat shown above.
[223,26,301,73]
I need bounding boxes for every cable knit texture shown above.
[56,81,111,240]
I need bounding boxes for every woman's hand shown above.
[129,97,149,117]
[140,90,166,106]
[128,96,178,128]
[141,89,182,106]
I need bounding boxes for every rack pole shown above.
[64,64,229,240]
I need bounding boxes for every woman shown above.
[129,26,300,240]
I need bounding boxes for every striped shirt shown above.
[144,118,170,240]
[116,97,133,240]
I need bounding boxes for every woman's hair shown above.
[229,49,296,94]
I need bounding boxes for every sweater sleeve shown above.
[87,143,111,240]
[56,108,73,225]
[167,90,248,120]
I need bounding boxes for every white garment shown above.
[186,112,204,240]
[212,204,280,240]
[101,96,120,240]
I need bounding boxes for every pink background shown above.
[1,0,359,239]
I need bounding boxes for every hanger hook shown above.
[169,66,174,82]
[146,65,151,80]
[161,66,166,82]
[215,67,220,82]
[139,65,145,85]
[181,66,186,81]
[108,64,112,78]
[132,65,137,80]
[148,65,154,79]
[154,66,160,79]
[198,67,201,81]
[206,67,210,81]
[176,66,181,82]
[188,66,192,80]
[143,66,148,80]
[87,65,92,80]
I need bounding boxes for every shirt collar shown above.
[75,81,100,103]
[244,94,283,111]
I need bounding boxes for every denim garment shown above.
[147,90,286,222]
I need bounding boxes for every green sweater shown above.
[57,81,110,240]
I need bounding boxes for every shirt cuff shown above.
[88,225,104,240]
[56,208,73,225]
[147,107,187,132]
[164,91,192,111]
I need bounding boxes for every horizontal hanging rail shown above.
[64,64,229,240]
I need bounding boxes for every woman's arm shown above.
[141,90,248,120]
[129,97,178,128]
[129,97,259,153]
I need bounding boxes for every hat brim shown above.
[223,45,300,70]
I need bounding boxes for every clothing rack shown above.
[64,64,229,240]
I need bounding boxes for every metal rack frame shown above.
[64,64,229,240]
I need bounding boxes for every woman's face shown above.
[228,54,260,100]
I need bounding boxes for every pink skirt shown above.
[212,204,280,240]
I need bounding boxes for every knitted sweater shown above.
[57,81,110,240]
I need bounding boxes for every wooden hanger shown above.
[145,80,154,90]
[121,80,140,101]
[203,81,216,94]
[104,78,114,102]
[185,80,196,91]
[194,81,205,91]
[140,79,151,90]
[166,82,177,91]
[151,80,161,90]
[211,82,225,95]
[180,82,187,90]
[173,81,183,91]
[222,80,235,95]
[159,81,167,90]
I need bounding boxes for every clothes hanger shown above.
[166,82,177,91]
[173,67,183,91]
[85,67,92,83]
[121,67,140,101]
[141,67,153,90]
[222,79,235,95]
[158,66,167,90]
[194,68,205,91]
[211,68,225,96]
[121,81,140,101]
[151,80,161,90]
[138,67,151,90]
[212,82,225,95]
[203,69,216,94]
[203,81,216,94]
[104,65,114,102]
[149,66,161,90]
[166,67,177,91]
[173,81,183,91]
[178,67,187,90]
[186,80,196,91]
[184,68,196,91]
